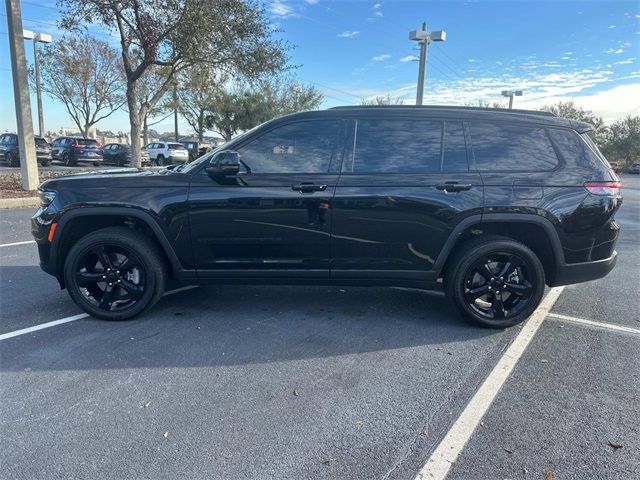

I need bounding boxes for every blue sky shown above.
[1,0,638,135]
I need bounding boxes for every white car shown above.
[144,142,189,165]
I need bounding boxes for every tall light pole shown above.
[409,22,446,105]
[6,0,38,190]
[24,30,52,137]
[501,90,523,109]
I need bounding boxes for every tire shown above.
[156,154,165,166]
[444,235,545,328]
[40,159,51,167]
[62,152,76,167]
[7,152,19,167]
[63,227,167,321]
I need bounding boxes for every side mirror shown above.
[206,150,240,177]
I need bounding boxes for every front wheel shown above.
[445,236,545,328]
[62,152,75,167]
[63,227,167,320]
[156,155,165,166]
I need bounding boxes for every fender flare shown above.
[51,206,187,276]
[432,213,565,276]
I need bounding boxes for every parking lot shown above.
[1,175,638,479]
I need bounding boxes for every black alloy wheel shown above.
[463,252,534,320]
[62,152,74,167]
[64,227,167,320]
[446,236,545,328]
[156,155,165,166]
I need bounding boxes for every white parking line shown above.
[0,285,199,341]
[0,240,36,248]
[547,312,640,336]
[415,286,565,480]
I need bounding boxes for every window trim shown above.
[467,120,562,173]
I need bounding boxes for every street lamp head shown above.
[430,30,447,42]
[514,90,523,96]
[23,29,35,40]
[409,29,429,41]
[35,33,52,44]
[501,90,512,97]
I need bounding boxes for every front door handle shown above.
[291,183,328,193]
[436,182,473,192]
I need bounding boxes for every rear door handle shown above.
[291,183,328,193]
[436,182,473,192]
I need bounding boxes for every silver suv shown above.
[144,142,189,165]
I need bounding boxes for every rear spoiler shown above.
[572,120,594,134]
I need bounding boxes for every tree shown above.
[36,35,125,138]
[601,116,640,168]
[205,90,268,141]
[259,76,324,116]
[176,68,228,142]
[204,79,324,141]
[59,0,289,166]
[361,94,404,106]
[541,100,607,145]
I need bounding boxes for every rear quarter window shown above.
[547,128,605,169]
[469,122,558,171]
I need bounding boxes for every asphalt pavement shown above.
[0,174,638,480]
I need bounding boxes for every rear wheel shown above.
[62,152,76,167]
[445,236,545,328]
[156,154,165,166]
[63,227,167,320]
[40,159,51,167]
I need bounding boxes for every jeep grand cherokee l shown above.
[32,106,621,328]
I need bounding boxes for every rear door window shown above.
[349,118,442,173]
[469,122,558,171]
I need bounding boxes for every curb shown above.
[0,197,39,209]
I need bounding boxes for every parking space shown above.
[0,175,638,479]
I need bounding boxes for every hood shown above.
[40,166,187,191]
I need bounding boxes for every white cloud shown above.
[372,54,391,61]
[372,3,383,18]
[270,1,297,18]
[608,25,617,28]
[337,30,360,38]
[604,48,624,54]
[400,55,417,62]
[304,0,320,4]
[614,58,636,65]
[468,58,478,63]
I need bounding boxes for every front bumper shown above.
[550,251,618,287]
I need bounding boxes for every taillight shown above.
[583,181,622,195]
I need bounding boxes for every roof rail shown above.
[328,105,556,117]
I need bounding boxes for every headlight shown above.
[38,190,56,207]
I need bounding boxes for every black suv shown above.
[0,133,52,166]
[32,106,621,327]
[51,136,104,166]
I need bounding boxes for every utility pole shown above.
[409,22,446,105]
[173,81,179,142]
[6,0,38,190]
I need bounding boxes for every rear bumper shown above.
[550,251,617,287]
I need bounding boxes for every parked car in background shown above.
[144,142,189,165]
[629,163,640,174]
[51,137,103,166]
[103,143,150,166]
[0,133,52,167]
[181,140,209,162]
[33,106,621,327]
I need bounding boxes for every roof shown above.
[280,105,593,133]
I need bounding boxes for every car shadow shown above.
[1,270,504,372]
